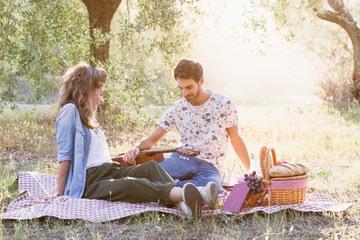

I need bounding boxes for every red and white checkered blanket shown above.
[0,171,354,222]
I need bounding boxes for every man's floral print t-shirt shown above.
[157,91,239,169]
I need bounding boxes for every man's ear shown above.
[199,76,204,85]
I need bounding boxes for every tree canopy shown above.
[0,0,202,121]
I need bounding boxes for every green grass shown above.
[0,102,359,239]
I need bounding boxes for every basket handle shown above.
[264,147,277,180]
[270,148,277,166]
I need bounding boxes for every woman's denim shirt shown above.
[55,103,91,198]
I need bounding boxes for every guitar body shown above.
[111,147,199,167]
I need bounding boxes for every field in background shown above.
[0,100,359,239]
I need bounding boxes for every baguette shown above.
[260,146,267,178]
[269,163,310,178]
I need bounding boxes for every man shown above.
[124,58,250,208]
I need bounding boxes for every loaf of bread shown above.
[269,163,310,178]
[260,146,267,178]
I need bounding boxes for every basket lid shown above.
[271,174,309,181]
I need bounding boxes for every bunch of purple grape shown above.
[244,171,263,194]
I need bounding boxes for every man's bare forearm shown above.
[133,138,154,150]
[227,126,250,171]
[134,126,168,150]
[232,138,250,171]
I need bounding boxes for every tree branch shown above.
[328,0,355,24]
[317,10,342,25]
[328,0,345,12]
[317,9,357,34]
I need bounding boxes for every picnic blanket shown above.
[0,171,354,222]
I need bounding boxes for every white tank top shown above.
[86,128,112,169]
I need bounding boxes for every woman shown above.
[55,62,215,217]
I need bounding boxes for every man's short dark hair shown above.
[174,59,203,83]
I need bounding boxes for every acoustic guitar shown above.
[111,147,200,167]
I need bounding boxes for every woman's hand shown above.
[123,147,139,166]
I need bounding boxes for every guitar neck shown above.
[113,148,178,158]
[139,148,178,155]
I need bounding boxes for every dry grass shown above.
[0,102,359,239]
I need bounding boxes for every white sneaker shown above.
[179,201,192,218]
[182,183,203,218]
[197,181,218,209]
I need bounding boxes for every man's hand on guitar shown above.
[112,147,200,167]
[123,147,139,166]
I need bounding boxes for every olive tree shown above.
[81,0,201,64]
[0,0,90,111]
[245,0,359,102]
[0,0,201,120]
[78,0,202,121]
[313,0,360,99]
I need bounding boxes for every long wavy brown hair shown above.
[58,62,107,129]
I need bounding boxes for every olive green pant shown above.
[82,161,177,205]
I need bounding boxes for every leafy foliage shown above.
[91,0,202,125]
[0,0,201,125]
[0,0,90,111]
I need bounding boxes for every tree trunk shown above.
[315,0,360,99]
[81,0,122,116]
[82,0,122,64]
[352,31,360,99]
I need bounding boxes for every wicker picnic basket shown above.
[246,146,308,207]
